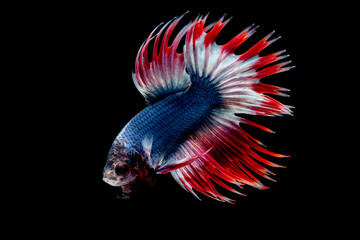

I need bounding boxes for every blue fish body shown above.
[118,79,220,162]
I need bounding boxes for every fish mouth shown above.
[103,176,122,187]
[103,165,156,199]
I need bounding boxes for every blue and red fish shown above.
[103,13,294,203]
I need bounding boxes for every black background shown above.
[12,0,343,236]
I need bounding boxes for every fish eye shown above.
[115,162,130,176]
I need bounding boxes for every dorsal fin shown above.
[132,13,191,104]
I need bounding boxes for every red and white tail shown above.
[133,13,294,203]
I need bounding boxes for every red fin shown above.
[171,115,288,202]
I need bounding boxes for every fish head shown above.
[103,139,156,199]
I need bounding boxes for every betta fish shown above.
[103,13,294,203]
